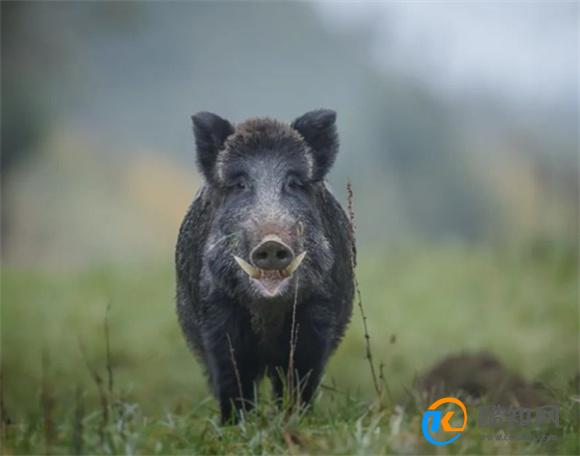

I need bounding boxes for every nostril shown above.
[276,250,288,260]
[256,251,268,260]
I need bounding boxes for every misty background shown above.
[2,1,577,267]
[1,1,579,424]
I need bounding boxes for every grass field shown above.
[1,241,578,454]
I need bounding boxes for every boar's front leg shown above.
[290,305,335,407]
[202,307,260,424]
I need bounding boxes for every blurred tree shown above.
[0,1,142,246]
[1,2,49,242]
[1,3,42,161]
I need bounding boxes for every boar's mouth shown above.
[232,252,307,297]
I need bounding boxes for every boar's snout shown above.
[250,236,294,271]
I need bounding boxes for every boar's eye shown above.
[229,175,250,192]
[285,175,305,192]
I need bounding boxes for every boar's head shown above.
[192,109,339,302]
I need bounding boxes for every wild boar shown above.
[176,109,354,423]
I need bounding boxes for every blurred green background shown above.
[1,1,578,420]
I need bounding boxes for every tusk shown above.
[233,256,261,279]
[284,251,307,276]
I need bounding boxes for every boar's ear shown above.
[191,112,234,182]
[291,109,338,180]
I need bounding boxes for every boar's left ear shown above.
[291,109,338,180]
[191,112,235,182]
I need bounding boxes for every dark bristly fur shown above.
[176,109,354,424]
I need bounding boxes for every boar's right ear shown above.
[291,109,338,181]
[191,112,234,182]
